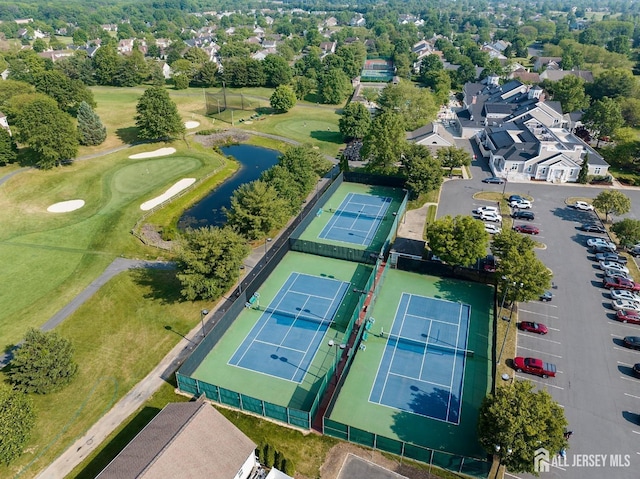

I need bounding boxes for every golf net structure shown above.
[205,91,265,120]
[386,333,473,358]
[260,306,334,328]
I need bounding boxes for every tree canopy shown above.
[593,190,631,222]
[377,80,438,131]
[0,385,35,466]
[360,110,406,175]
[339,102,371,140]
[77,101,107,146]
[582,97,624,147]
[135,86,185,141]
[611,219,640,247]
[8,328,78,394]
[426,215,489,267]
[269,84,296,113]
[436,146,471,177]
[401,143,443,197]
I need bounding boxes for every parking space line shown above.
[518,346,562,358]
[548,327,561,332]
[610,322,640,332]
[519,309,559,319]
[532,302,558,308]
[625,393,640,400]
[614,346,640,354]
[519,335,562,345]
[515,375,564,389]
[633,431,640,435]
[620,376,639,383]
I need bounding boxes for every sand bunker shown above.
[140,178,196,211]
[129,147,176,159]
[184,121,200,129]
[47,200,85,213]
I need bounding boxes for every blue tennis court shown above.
[369,293,471,424]
[228,273,350,383]
[319,193,392,246]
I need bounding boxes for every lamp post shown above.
[493,444,513,479]
[264,237,272,255]
[497,282,522,365]
[328,339,339,373]
[502,176,508,197]
[200,309,209,338]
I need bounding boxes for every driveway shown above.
[439,146,640,479]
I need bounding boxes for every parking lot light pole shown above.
[200,309,209,338]
[497,283,522,365]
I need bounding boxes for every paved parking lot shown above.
[438,151,640,479]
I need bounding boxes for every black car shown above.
[581,223,606,233]
[591,244,617,254]
[482,176,505,184]
[623,336,640,350]
[513,211,535,221]
[482,254,497,272]
[539,291,553,302]
[508,194,526,203]
[633,363,640,378]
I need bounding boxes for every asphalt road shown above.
[439,150,640,479]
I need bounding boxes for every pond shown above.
[178,144,281,229]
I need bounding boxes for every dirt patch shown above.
[320,442,442,479]
[138,224,174,250]
[193,131,251,148]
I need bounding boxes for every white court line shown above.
[515,375,564,389]
[252,339,307,354]
[518,346,563,358]
[377,295,412,402]
[388,371,451,390]
[519,309,559,319]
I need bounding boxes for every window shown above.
[594,168,601,174]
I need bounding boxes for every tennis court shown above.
[229,272,350,383]
[369,294,470,424]
[319,193,392,246]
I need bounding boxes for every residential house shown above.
[101,24,118,32]
[507,69,541,84]
[96,401,258,479]
[533,56,562,72]
[481,43,508,62]
[406,122,455,152]
[398,14,418,25]
[0,111,11,136]
[155,38,172,49]
[323,16,338,28]
[160,62,172,79]
[14,18,33,25]
[261,39,278,50]
[16,28,28,39]
[539,69,594,83]
[253,26,265,37]
[412,40,432,56]
[319,41,337,54]
[349,13,366,27]
[37,50,74,62]
[117,39,134,54]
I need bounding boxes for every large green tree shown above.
[14,95,79,169]
[436,146,472,177]
[588,68,636,101]
[543,75,589,113]
[611,219,640,247]
[478,380,568,475]
[338,102,371,140]
[135,87,185,141]
[263,54,293,87]
[426,215,489,267]
[593,190,631,222]
[318,68,351,104]
[360,111,406,174]
[377,80,438,131]
[269,85,297,112]
[77,101,106,146]
[8,328,78,394]
[0,127,18,165]
[0,385,35,466]
[401,143,443,197]
[33,70,95,114]
[176,226,250,301]
[582,97,624,147]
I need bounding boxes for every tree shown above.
[173,73,189,90]
[14,96,79,169]
[478,380,567,475]
[593,190,631,222]
[135,87,185,141]
[377,80,439,131]
[318,68,351,105]
[192,61,218,87]
[426,215,489,267]
[176,226,250,301]
[543,75,589,113]
[578,154,589,184]
[588,68,636,101]
[269,85,296,112]
[360,110,406,175]
[291,76,316,100]
[619,98,640,127]
[496,248,552,303]
[8,328,78,394]
[225,180,290,240]
[0,385,35,465]
[611,219,640,247]
[92,44,119,85]
[77,101,106,146]
[401,143,443,197]
[32,38,47,53]
[33,70,95,114]
[582,97,624,147]
[436,146,472,177]
[0,128,18,165]
[263,54,293,87]
[339,102,371,140]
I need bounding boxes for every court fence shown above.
[396,256,497,285]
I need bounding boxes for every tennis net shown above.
[336,208,387,221]
[387,334,472,357]
[261,306,333,327]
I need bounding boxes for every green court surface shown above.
[327,268,493,458]
[192,251,373,411]
[297,182,405,251]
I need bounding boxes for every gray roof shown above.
[484,103,513,115]
[97,402,256,479]
[488,130,514,149]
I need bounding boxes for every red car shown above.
[603,276,640,291]
[513,357,557,378]
[519,321,548,334]
[513,224,540,235]
[616,310,640,324]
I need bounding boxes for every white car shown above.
[612,299,640,312]
[480,212,502,223]
[510,199,532,209]
[484,223,502,234]
[587,238,616,250]
[600,261,629,275]
[475,206,499,214]
[610,289,640,302]
[572,201,594,211]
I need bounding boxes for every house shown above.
[37,50,74,62]
[160,62,172,79]
[16,28,28,38]
[0,111,11,136]
[539,69,594,83]
[319,41,337,54]
[253,26,265,36]
[323,17,338,28]
[412,40,432,55]
[96,401,258,479]
[507,69,541,84]
[261,39,278,49]
[406,122,455,152]
[533,56,562,72]
[101,24,118,32]
[117,39,134,54]
[14,18,33,25]
[349,13,366,27]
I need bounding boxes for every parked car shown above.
[513,357,557,378]
[482,176,505,184]
[633,363,640,378]
[623,336,640,350]
[508,195,526,203]
[581,223,606,234]
[483,254,497,272]
[629,245,640,257]
[510,199,532,209]
[616,310,640,324]
[595,252,627,264]
[570,201,595,211]
[604,270,631,281]
[519,321,548,334]
[514,224,540,235]
[587,238,616,250]
[612,299,640,312]
[539,291,553,302]
[475,206,499,214]
[481,211,502,223]
[610,289,640,302]
[512,210,535,221]
[591,243,618,254]
[599,261,629,275]
[484,223,502,234]
[603,275,640,291]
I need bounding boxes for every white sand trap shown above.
[129,147,176,159]
[184,121,200,129]
[47,199,85,213]
[140,178,196,211]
